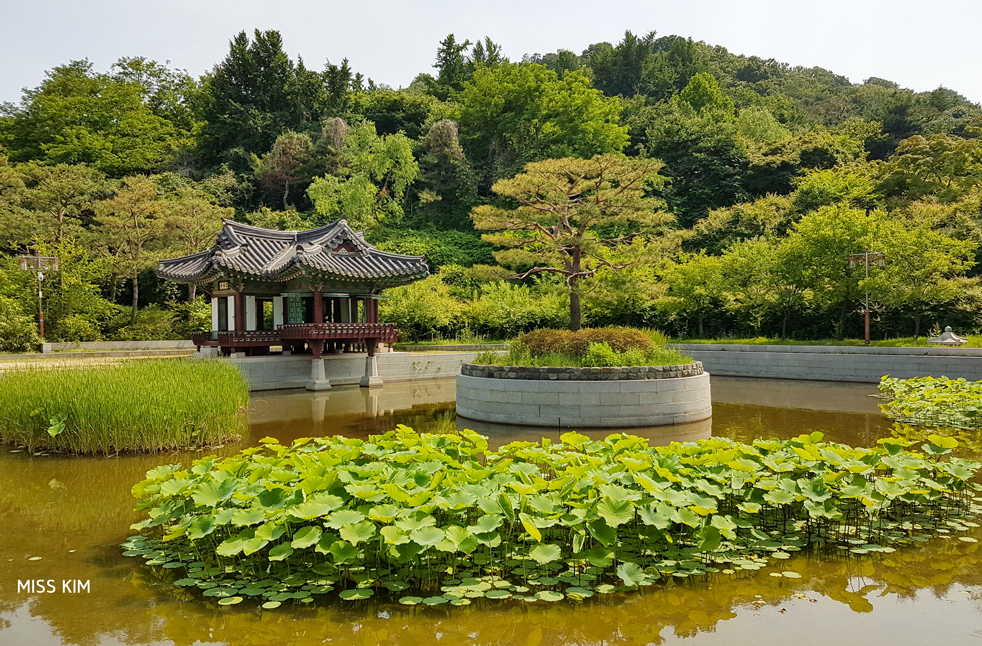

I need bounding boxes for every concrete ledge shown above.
[461,361,703,381]
[229,351,483,391]
[672,344,982,383]
[396,344,509,352]
[456,371,712,428]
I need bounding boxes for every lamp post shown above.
[848,247,885,345]
[18,251,59,339]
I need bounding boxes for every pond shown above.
[1,376,980,646]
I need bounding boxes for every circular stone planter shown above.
[456,362,711,428]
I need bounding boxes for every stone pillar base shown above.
[306,358,332,391]
[360,355,383,388]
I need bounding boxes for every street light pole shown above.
[848,247,886,345]
[18,251,59,340]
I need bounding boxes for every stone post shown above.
[307,358,331,391]
[360,355,383,388]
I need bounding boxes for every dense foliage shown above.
[2,29,982,346]
[124,427,981,608]
[0,359,249,454]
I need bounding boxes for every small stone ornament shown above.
[928,326,969,346]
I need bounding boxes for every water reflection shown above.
[458,416,712,448]
[1,376,981,646]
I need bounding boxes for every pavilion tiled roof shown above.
[156,219,429,288]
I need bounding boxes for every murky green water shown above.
[2,376,981,646]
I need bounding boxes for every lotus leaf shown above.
[529,544,562,564]
[126,426,982,611]
[291,526,322,549]
[340,521,376,545]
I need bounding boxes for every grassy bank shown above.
[675,336,981,348]
[0,359,250,454]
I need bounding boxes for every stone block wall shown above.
[229,351,481,391]
[456,371,712,428]
[460,362,704,381]
[673,344,982,383]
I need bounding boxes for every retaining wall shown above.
[456,365,711,428]
[673,344,982,383]
[396,344,509,352]
[228,351,482,391]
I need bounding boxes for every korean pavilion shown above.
[156,218,429,388]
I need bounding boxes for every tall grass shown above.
[0,359,250,455]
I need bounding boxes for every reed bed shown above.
[0,359,250,454]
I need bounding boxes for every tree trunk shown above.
[914,315,921,339]
[283,180,290,211]
[569,286,581,332]
[568,251,582,332]
[782,312,789,339]
[131,272,139,325]
[189,284,197,303]
[698,314,704,338]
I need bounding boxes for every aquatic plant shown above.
[878,376,982,430]
[0,359,249,454]
[123,427,981,608]
[890,422,982,456]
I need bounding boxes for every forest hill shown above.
[1,29,980,348]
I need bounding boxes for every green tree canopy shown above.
[307,121,418,229]
[0,60,192,176]
[456,63,629,188]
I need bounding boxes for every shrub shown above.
[582,341,620,366]
[0,295,40,352]
[170,298,213,338]
[518,326,654,358]
[380,274,464,341]
[463,282,568,339]
[53,314,102,342]
[110,305,180,341]
[479,338,692,368]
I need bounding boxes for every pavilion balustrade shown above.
[192,323,398,358]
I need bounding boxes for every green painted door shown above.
[287,297,305,324]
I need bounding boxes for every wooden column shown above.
[234,290,244,332]
[313,289,324,324]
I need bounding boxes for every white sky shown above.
[2,0,980,104]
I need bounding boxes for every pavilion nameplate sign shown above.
[218,281,230,291]
[287,297,305,324]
